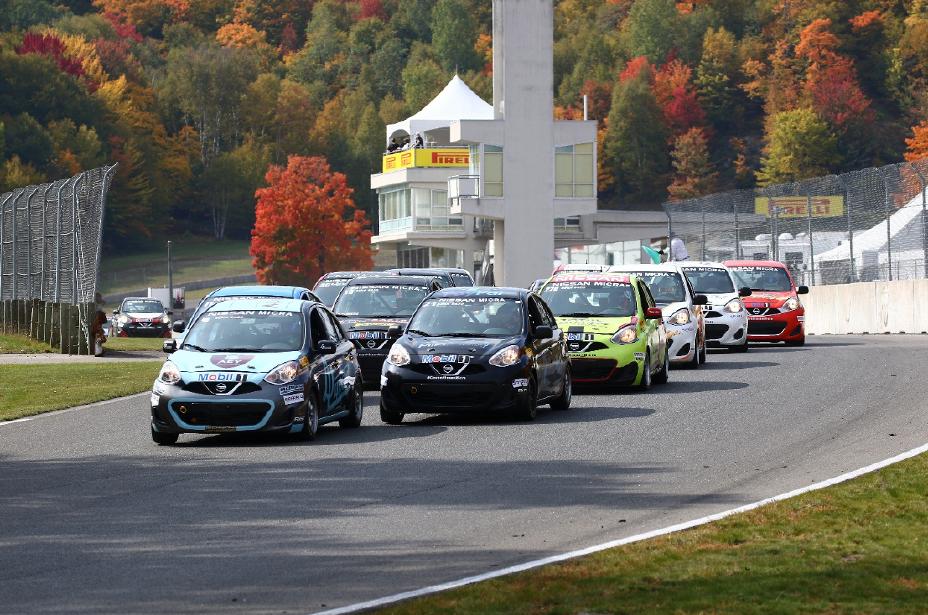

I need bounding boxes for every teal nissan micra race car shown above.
[150,298,363,445]
[539,273,669,388]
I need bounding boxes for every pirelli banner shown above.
[382,148,470,173]
[754,195,845,218]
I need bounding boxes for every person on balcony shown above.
[414,133,424,148]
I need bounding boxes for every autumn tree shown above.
[905,121,928,161]
[757,108,840,186]
[653,59,706,137]
[251,156,373,286]
[668,127,717,200]
[431,0,480,73]
[622,0,679,63]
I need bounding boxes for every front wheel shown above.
[339,384,364,428]
[151,427,178,446]
[698,338,707,364]
[786,337,806,347]
[653,349,669,384]
[637,352,652,390]
[515,380,538,421]
[731,338,749,353]
[379,401,405,425]
[298,396,319,441]
[550,368,572,411]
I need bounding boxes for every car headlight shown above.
[669,308,690,325]
[611,325,638,344]
[724,298,744,313]
[489,344,521,367]
[117,315,129,325]
[264,360,300,385]
[158,361,181,385]
[387,344,411,367]
[782,297,801,312]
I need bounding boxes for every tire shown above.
[687,339,700,369]
[698,338,707,364]
[550,367,572,411]
[379,401,405,425]
[637,352,652,390]
[515,379,538,421]
[339,384,364,428]
[731,338,749,353]
[786,337,806,347]
[151,428,178,446]
[653,348,669,384]
[298,395,319,441]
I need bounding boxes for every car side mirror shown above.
[739,287,753,297]
[316,339,337,355]
[645,307,663,320]
[172,321,186,333]
[387,325,403,338]
[692,294,708,306]
[797,285,809,295]
[162,339,177,354]
[533,325,554,339]
[112,308,120,314]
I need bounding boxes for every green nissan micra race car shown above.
[539,273,669,388]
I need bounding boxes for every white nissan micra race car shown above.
[676,262,751,353]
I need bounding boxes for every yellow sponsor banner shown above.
[754,195,844,218]
[382,148,470,173]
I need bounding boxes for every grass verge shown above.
[382,452,928,615]
[0,362,161,421]
[0,333,55,354]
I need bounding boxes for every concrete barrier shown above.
[804,279,928,334]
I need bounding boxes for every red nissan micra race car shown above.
[723,260,809,346]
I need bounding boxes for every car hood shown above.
[658,301,689,316]
[743,291,794,307]
[554,316,636,334]
[702,293,738,308]
[123,311,165,319]
[170,350,303,375]
[400,335,520,360]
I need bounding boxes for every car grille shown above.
[706,310,723,318]
[352,338,391,351]
[748,321,787,335]
[705,324,729,340]
[566,341,609,353]
[407,363,487,377]
[358,354,387,374]
[172,401,271,427]
[403,384,500,408]
[747,307,781,316]
[571,359,617,381]
[183,382,262,396]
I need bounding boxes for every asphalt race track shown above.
[2,335,927,614]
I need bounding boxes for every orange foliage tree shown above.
[251,156,373,286]
[905,121,928,161]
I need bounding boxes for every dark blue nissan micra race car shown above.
[151,298,363,445]
[379,287,573,423]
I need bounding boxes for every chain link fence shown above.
[0,165,117,353]
[663,159,928,287]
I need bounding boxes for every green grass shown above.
[99,239,253,295]
[382,453,928,615]
[105,337,167,352]
[0,333,55,354]
[0,362,161,421]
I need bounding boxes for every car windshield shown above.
[334,284,428,318]
[682,268,735,294]
[123,300,164,313]
[621,271,686,304]
[730,266,793,292]
[183,310,304,352]
[313,280,349,306]
[408,296,524,337]
[451,273,474,286]
[541,281,637,317]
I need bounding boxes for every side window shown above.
[309,309,333,344]
[324,310,345,341]
[539,299,557,327]
[640,282,657,309]
[527,297,547,329]
[634,283,649,312]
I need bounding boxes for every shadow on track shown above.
[695,360,780,370]
[401,406,656,427]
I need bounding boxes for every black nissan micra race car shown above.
[379,287,572,423]
[332,275,444,386]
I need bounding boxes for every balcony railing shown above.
[382,147,470,174]
[448,175,480,199]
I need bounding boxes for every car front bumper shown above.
[703,312,748,347]
[566,335,646,386]
[746,309,805,342]
[665,323,698,363]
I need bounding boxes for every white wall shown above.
[804,279,928,334]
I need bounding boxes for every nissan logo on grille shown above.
[215,382,227,393]
[442,364,454,374]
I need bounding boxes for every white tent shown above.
[386,75,493,144]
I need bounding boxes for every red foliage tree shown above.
[905,121,928,162]
[358,0,386,20]
[653,59,706,137]
[16,33,86,80]
[251,156,373,286]
[620,55,654,82]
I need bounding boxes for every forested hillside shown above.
[1,0,926,252]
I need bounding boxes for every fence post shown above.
[11,189,23,302]
[700,198,706,260]
[913,167,928,279]
[806,192,815,285]
[883,178,893,281]
[835,175,854,283]
[731,193,741,259]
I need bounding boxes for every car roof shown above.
[345,275,437,287]
[723,259,788,269]
[122,296,161,302]
[211,285,309,298]
[205,298,308,313]
[547,272,633,284]
[609,264,681,274]
[319,271,364,280]
[676,261,729,269]
[430,286,526,300]
[388,268,451,276]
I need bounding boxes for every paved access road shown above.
[1,336,926,614]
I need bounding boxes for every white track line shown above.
[311,440,928,615]
[0,392,148,427]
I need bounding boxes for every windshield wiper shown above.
[182,344,209,352]
[561,312,598,317]
[209,347,260,353]
[406,328,430,336]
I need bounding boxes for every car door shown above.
[640,281,666,366]
[527,296,556,396]
[538,296,568,385]
[308,307,341,416]
[323,308,356,410]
